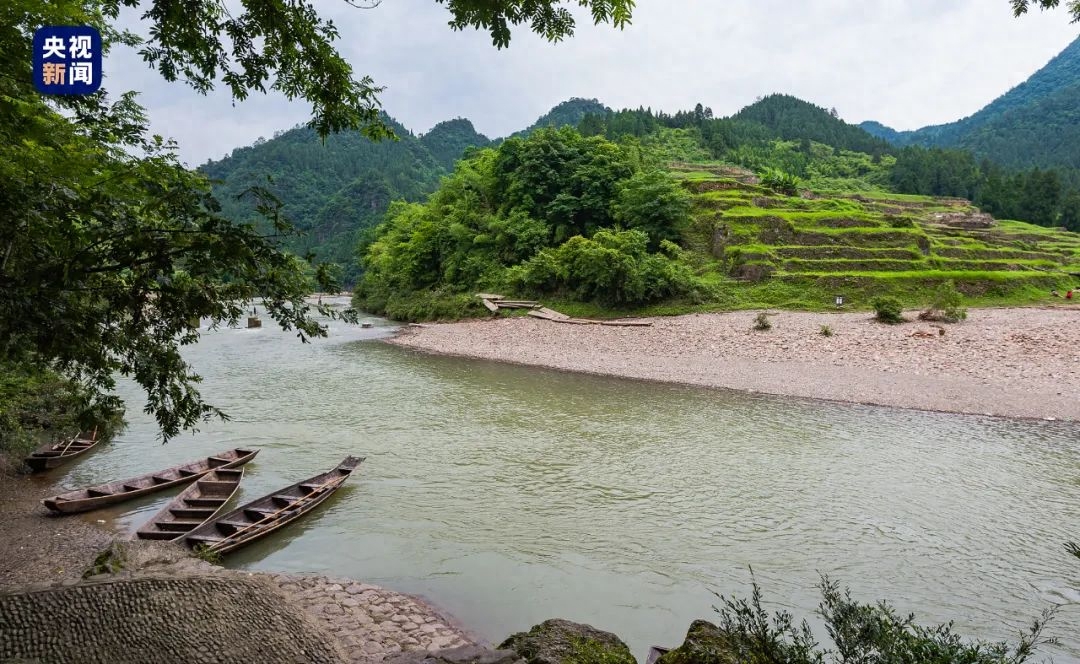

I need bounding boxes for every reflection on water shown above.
[48,300,1080,660]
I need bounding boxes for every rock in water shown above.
[655,620,739,664]
[499,619,635,664]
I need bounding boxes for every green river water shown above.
[50,301,1079,660]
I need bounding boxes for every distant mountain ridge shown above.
[199,104,591,282]
[860,35,1080,170]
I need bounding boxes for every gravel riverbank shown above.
[389,307,1080,421]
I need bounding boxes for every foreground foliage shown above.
[657,577,1054,664]
[0,361,123,460]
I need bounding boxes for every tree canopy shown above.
[0,0,634,441]
[1011,0,1080,20]
[103,0,633,138]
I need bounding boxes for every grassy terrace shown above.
[661,163,1080,313]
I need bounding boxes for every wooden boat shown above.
[134,467,245,541]
[185,455,363,555]
[42,448,259,514]
[24,428,100,473]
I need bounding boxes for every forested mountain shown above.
[734,95,891,156]
[207,45,1080,290]
[201,101,601,282]
[419,118,492,169]
[860,35,1080,171]
[511,98,611,137]
[200,114,487,281]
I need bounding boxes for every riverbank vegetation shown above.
[655,576,1056,664]
[0,361,124,465]
[354,116,1080,320]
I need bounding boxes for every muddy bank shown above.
[388,307,1080,421]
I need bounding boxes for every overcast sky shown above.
[103,0,1080,165]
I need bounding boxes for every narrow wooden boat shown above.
[134,467,245,541]
[24,428,99,473]
[42,448,259,514]
[185,455,363,555]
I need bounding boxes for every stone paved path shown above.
[269,573,475,663]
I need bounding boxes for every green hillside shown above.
[200,115,488,282]
[353,126,1079,321]
[671,163,1079,311]
[420,118,492,169]
[860,35,1080,172]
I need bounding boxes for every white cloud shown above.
[102,0,1080,164]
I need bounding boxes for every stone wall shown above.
[0,574,345,663]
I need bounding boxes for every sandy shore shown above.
[389,307,1080,421]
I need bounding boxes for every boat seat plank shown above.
[187,534,225,544]
[184,498,227,508]
[151,475,172,484]
[138,531,183,541]
[157,520,207,532]
[170,507,216,519]
[177,469,198,477]
[87,489,112,497]
[122,484,141,492]
[208,456,231,465]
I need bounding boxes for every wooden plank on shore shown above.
[535,307,570,320]
[528,310,569,322]
[481,298,500,313]
[475,293,505,300]
[493,301,540,309]
[599,320,653,327]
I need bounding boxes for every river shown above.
[57,300,1080,660]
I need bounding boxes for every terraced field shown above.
[670,164,1080,310]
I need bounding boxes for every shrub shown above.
[819,325,833,337]
[759,168,802,196]
[920,280,968,323]
[871,296,905,324]
[677,575,1055,664]
[509,229,696,306]
[753,313,772,331]
[0,361,124,463]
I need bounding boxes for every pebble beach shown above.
[389,307,1080,421]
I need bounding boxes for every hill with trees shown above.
[511,98,611,137]
[860,35,1080,173]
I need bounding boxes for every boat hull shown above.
[185,455,362,555]
[24,430,100,473]
[42,449,259,514]
[135,468,245,541]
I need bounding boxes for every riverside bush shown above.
[665,576,1055,664]
[920,280,968,323]
[507,229,696,306]
[0,361,123,461]
[871,296,905,324]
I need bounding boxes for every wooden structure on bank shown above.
[185,456,363,556]
[477,294,652,327]
[42,448,259,514]
[24,428,100,473]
